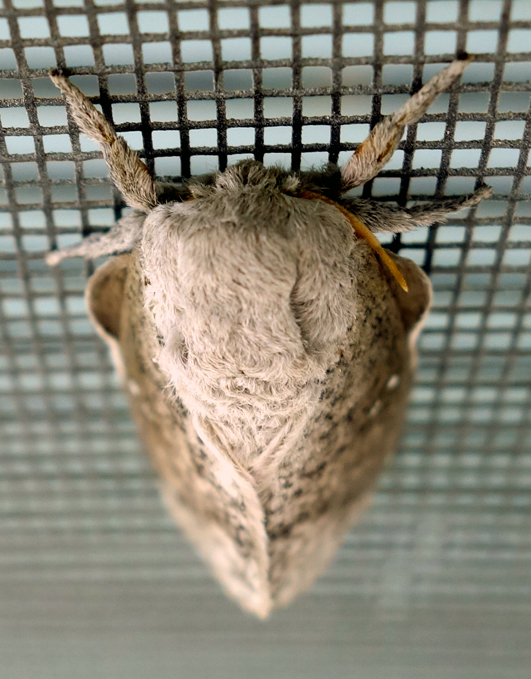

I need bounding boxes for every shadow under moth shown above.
[47,57,491,618]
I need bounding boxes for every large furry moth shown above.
[47,58,490,618]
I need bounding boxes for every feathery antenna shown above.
[50,71,158,212]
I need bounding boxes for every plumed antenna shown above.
[50,71,158,212]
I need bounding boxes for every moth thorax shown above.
[152,289,330,466]
[140,184,358,465]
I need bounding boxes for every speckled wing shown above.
[255,247,432,607]
[86,252,272,618]
[85,245,431,617]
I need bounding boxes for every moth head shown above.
[48,59,471,288]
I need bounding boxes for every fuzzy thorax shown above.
[140,162,360,469]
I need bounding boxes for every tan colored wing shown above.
[86,252,272,618]
[85,246,431,616]
[253,246,432,608]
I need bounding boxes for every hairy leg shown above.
[341,185,492,234]
[46,211,145,266]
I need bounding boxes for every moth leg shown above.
[342,185,492,235]
[341,58,469,191]
[401,184,492,229]
[50,71,157,212]
[46,211,145,266]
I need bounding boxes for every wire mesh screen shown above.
[1,0,530,677]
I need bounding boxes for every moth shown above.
[47,58,490,618]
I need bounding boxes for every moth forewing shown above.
[89,248,273,617]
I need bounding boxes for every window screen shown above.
[0,1,530,678]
